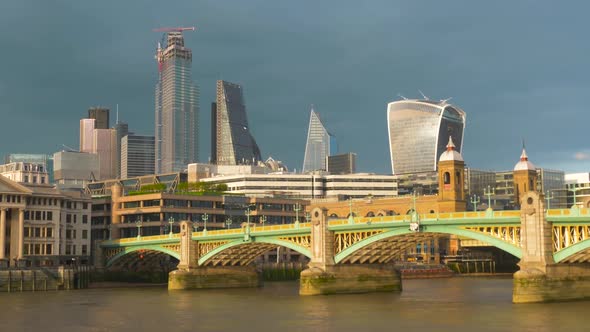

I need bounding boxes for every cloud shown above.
[574,152,590,161]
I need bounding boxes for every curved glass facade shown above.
[387,100,465,174]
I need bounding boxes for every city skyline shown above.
[1,2,590,174]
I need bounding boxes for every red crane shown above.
[153,27,196,33]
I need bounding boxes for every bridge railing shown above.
[102,233,181,245]
[191,222,313,237]
[547,208,590,217]
[329,210,521,226]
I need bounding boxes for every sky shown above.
[1,1,589,174]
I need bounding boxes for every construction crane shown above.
[153,27,196,72]
[152,27,196,33]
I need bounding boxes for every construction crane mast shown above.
[154,26,196,72]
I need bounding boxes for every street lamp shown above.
[483,185,495,210]
[107,224,112,240]
[568,186,579,208]
[201,213,209,234]
[305,212,311,223]
[470,195,480,212]
[260,215,267,226]
[244,205,254,241]
[294,203,302,227]
[135,218,143,240]
[225,217,233,229]
[168,216,175,238]
[545,190,555,210]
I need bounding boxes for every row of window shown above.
[24,226,53,238]
[65,229,88,240]
[66,214,88,224]
[1,195,21,203]
[65,244,88,255]
[23,243,53,255]
[25,210,53,221]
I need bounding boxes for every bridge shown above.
[98,192,590,303]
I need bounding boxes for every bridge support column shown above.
[299,208,401,295]
[169,221,261,290]
[513,192,590,303]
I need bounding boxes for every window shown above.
[46,244,52,255]
[47,211,52,221]
[24,245,29,255]
[443,172,450,185]
[41,176,45,184]
[82,230,88,239]
[66,230,72,239]
[46,228,53,238]
[35,211,41,220]
[32,176,37,183]
[82,215,88,224]
[24,175,29,183]
[66,214,71,223]
[73,230,77,239]
[34,244,41,255]
[65,245,71,255]
[83,202,88,209]
[24,227,30,237]
[82,245,87,255]
[74,215,77,224]
[34,227,41,238]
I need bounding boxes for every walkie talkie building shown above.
[387,99,466,175]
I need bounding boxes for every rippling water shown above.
[0,277,588,332]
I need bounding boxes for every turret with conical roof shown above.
[437,136,466,211]
[513,146,538,207]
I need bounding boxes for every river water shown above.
[0,277,588,332]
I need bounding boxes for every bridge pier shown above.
[168,221,262,290]
[513,192,590,303]
[299,208,401,295]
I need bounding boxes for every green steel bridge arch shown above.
[554,238,590,263]
[105,244,181,268]
[198,237,312,266]
[334,224,523,264]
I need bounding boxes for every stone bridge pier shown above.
[168,221,261,290]
[513,192,590,303]
[299,208,402,295]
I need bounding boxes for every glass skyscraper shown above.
[302,107,336,173]
[387,99,466,175]
[155,31,199,174]
[211,80,261,165]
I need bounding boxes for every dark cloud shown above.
[1,0,589,174]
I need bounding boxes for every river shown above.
[0,277,588,332]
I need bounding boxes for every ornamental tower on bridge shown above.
[437,136,466,212]
[513,146,538,206]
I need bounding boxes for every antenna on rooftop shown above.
[441,97,453,103]
[116,104,119,124]
[398,94,408,100]
[418,90,429,100]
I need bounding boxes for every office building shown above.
[302,107,336,173]
[211,80,261,165]
[387,99,466,174]
[564,173,590,208]
[155,31,199,174]
[0,175,91,267]
[327,153,356,174]
[53,151,100,189]
[88,107,110,129]
[79,118,95,153]
[121,135,155,179]
[93,129,117,180]
[4,154,54,183]
[113,121,129,179]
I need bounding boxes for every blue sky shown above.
[1,1,589,174]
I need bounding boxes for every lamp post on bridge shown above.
[135,218,142,240]
[202,213,209,235]
[568,187,579,209]
[347,197,355,224]
[225,217,233,229]
[260,215,267,226]
[545,190,555,210]
[107,224,112,240]
[168,216,175,238]
[470,195,480,212]
[244,205,254,241]
[483,185,495,211]
[294,203,301,227]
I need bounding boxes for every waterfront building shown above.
[211,80,261,165]
[327,152,356,175]
[4,154,54,183]
[53,151,100,190]
[302,107,336,173]
[562,173,590,208]
[121,135,155,179]
[387,99,466,174]
[0,162,50,185]
[0,175,91,267]
[155,31,199,174]
[88,107,110,129]
[198,172,398,199]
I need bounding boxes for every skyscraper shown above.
[302,107,336,173]
[387,99,466,175]
[121,135,155,179]
[88,107,110,129]
[79,118,96,153]
[113,121,129,179]
[93,128,117,180]
[211,80,261,165]
[155,31,199,174]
